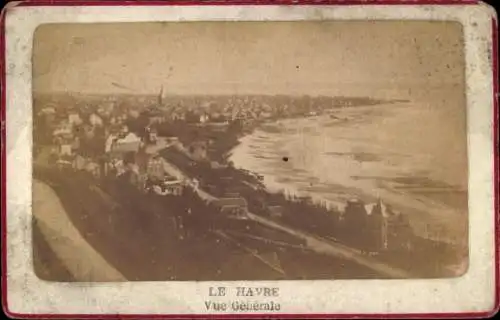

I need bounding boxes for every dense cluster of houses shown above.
[161,97,275,125]
[37,99,182,196]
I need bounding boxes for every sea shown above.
[229,86,469,249]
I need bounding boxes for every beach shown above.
[229,91,468,249]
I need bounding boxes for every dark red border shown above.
[3,0,482,7]
[0,1,497,319]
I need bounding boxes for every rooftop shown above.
[215,198,248,208]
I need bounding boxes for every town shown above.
[33,90,459,280]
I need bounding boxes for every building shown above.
[146,174,184,196]
[72,155,87,170]
[68,113,82,126]
[142,106,164,125]
[109,132,141,154]
[188,141,208,161]
[107,158,126,176]
[166,137,180,144]
[85,160,101,178]
[53,121,73,137]
[104,133,142,176]
[120,125,130,135]
[39,106,56,116]
[200,113,209,123]
[261,112,273,119]
[145,126,158,144]
[129,110,140,118]
[82,124,95,139]
[161,178,184,196]
[146,155,165,181]
[210,161,227,169]
[59,143,72,156]
[171,111,185,121]
[214,197,248,219]
[89,113,103,127]
[56,158,72,169]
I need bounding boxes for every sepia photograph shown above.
[31,20,470,282]
[3,2,498,317]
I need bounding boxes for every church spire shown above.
[157,85,164,106]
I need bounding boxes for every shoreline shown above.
[220,108,467,250]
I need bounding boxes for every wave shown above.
[230,101,468,247]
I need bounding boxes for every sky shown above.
[32,21,465,96]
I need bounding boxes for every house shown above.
[210,161,227,169]
[145,126,158,144]
[146,155,165,181]
[207,121,229,132]
[56,158,72,169]
[59,143,72,156]
[161,178,184,196]
[89,113,103,127]
[107,158,126,176]
[83,124,95,139]
[189,178,200,189]
[142,106,164,125]
[104,133,142,176]
[146,175,183,196]
[120,125,130,135]
[53,121,73,137]
[188,141,208,161]
[171,111,185,121]
[105,134,116,153]
[200,113,210,123]
[70,136,80,153]
[68,113,82,126]
[214,197,248,219]
[39,107,56,116]
[129,110,140,118]
[166,137,179,144]
[85,160,101,178]
[261,112,273,119]
[109,132,141,154]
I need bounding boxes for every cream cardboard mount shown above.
[1,1,498,318]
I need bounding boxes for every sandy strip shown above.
[33,179,126,282]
